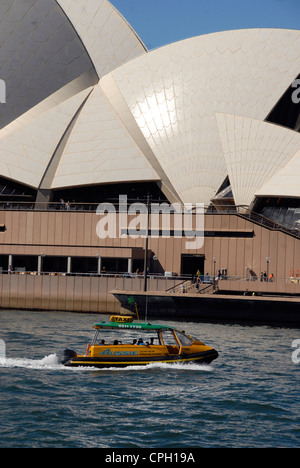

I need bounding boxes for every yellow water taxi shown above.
[61,316,218,368]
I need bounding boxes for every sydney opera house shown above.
[0,0,300,317]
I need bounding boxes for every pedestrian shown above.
[263,272,267,282]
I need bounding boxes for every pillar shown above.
[67,256,72,274]
[37,256,43,275]
[97,256,102,275]
[8,255,12,273]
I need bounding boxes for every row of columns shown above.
[7,255,134,275]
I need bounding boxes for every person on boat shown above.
[138,338,145,345]
[132,339,137,345]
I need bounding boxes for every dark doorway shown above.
[181,254,205,277]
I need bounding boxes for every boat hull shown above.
[62,349,218,368]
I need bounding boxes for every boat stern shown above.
[61,349,77,366]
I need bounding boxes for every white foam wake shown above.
[0,353,63,370]
[88,361,214,373]
[0,355,214,372]
[117,362,214,372]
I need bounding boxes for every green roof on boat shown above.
[93,322,174,331]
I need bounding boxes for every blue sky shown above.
[111,0,300,50]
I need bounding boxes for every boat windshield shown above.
[160,330,178,346]
[174,330,193,347]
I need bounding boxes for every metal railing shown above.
[0,269,189,280]
[217,275,300,285]
[166,278,216,294]
[0,201,240,212]
[236,206,300,239]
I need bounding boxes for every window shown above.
[174,330,193,347]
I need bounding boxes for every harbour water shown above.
[0,310,299,448]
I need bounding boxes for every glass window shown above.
[174,330,193,347]
[161,330,178,346]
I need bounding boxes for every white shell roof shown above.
[56,0,147,78]
[0,1,300,207]
[0,84,92,188]
[0,0,97,129]
[216,114,300,206]
[100,28,300,205]
[52,84,159,189]
[0,0,149,189]
[256,149,300,198]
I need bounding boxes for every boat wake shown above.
[0,354,214,372]
[0,354,64,370]
[108,362,214,372]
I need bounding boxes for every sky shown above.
[111,0,300,50]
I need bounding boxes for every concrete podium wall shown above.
[0,274,181,313]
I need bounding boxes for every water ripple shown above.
[0,310,299,448]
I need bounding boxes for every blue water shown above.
[0,310,299,448]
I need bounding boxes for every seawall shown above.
[0,274,180,314]
[112,290,300,328]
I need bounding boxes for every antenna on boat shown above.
[135,302,140,323]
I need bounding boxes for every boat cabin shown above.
[87,320,204,357]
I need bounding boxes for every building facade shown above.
[0,1,300,312]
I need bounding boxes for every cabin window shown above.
[161,330,178,346]
[175,331,193,347]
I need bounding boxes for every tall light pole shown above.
[213,257,216,278]
[266,257,270,281]
[212,257,217,290]
[143,194,150,292]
